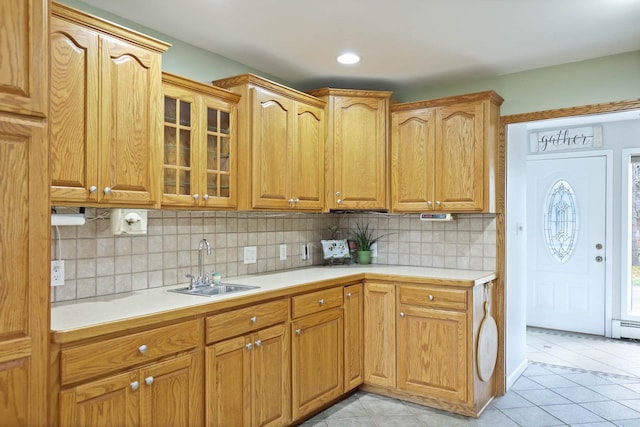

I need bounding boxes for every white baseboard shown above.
[506,358,529,390]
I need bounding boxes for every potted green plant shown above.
[350,222,384,265]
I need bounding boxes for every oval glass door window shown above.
[543,179,578,263]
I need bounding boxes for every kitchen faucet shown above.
[187,238,212,289]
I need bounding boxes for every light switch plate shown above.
[244,246,257,264]
[279,244,287,260]
[51,260,65,286]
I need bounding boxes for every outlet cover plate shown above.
[279,244,287,260]
[51,260,65,286]
[244,246,257,264]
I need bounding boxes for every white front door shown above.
[526,155,607,335]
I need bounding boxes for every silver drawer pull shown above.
[295,329,302,335]
[428,295,434,301]
[318,298,325,305]
[346,292,352,298]
[246,343,253,350]
[400,312,405,318]
[250,316,257,323]
[145,376,154,386]
[138,344,148,354]
[130,381,139,391]
[254,340,262,347]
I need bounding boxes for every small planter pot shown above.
[357,250,372,265]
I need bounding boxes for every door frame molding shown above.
[496,98,640,395]
[525,150,613,337]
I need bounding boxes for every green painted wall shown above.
[59,1,640,116]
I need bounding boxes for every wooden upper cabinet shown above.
[307,88,391,211]
[50,3,170,207]
[161,72,240,209]
[213,74,325,211]
[390,91,503,213]
[0,0,47,117]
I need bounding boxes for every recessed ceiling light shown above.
[337,53,360,65]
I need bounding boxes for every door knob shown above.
[595,256,603,262]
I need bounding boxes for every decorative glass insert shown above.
[543,179,578,263]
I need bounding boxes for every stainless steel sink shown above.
[168,283,260,297]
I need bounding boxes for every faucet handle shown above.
[185,274,196,289]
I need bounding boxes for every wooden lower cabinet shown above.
[206,324,290,427]
[59,351,201,427]
[363,282,396,388]
[397,304,467,402]
[343,283,364,391]
[291,307,343,421]
[362,281,497,417]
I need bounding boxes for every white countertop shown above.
[51,265,496,334]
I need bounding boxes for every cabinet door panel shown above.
[435,103,484,211]
[291,309,343,420]
[251,89,292,209]
[363,282,396,387]
[291,103,324,210]
[391,108,435,211]
[253,324,290,427]
[0,119,48,426]
[59,370,139,427]
[140,353,199,427]
[206,336,251,427]
[397,306,467,403]
[333,97,386,209]
[344,284,364,391]
[100,36,160,205]
[50,17,99,203]
[0,0,47,116]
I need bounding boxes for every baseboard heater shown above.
[612,319,640,339]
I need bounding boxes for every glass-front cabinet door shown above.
[163,93,196,206]
[161,73,239,208]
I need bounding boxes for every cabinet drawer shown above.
[398,285,467,311]
[206,299,289,343]
[292,286,343,319]
[60,319,201,385]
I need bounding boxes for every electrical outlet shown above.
[244,246,257,264]
[51,260,65,286]
[371,242,378,258]
[279,244,287,261]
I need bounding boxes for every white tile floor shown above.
[301,327,640,426]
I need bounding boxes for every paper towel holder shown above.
[51,207,86,226]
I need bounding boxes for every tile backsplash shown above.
[51,208,496,303]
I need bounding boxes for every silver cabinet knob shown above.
[138,344,147,354]
[145,376,154,386]
[295,328,302,335]
[428,295,434,301]
[336,192,341,197]
[436,201,441,206]
[103,187,112,195]
[337,199,342,204]
[288,198,294,204]
[294,198,300,204]
[595,256,604,262]
[130,381,139,391]
[203,194,209,200]
[250,316,257,323]
[427,201,432,206]
[400,312,405,318]
[254,340,262,347]
[89,185,97,193]
[346,292,352,298]
[193,194,199,200]
[246,343,253,350]
[318,298,325,305]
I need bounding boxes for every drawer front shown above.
[292,286,343,319]
[206,299,289,344]
[399,284,467,311]
[61,319,201,385]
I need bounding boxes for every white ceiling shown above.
[81,0,640,91]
